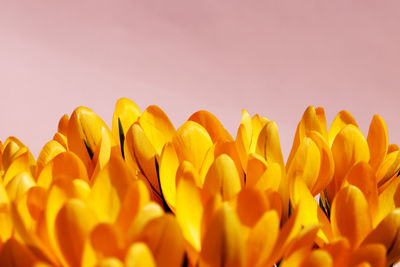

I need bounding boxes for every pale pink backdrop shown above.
[1,0,400,158]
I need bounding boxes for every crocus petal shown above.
[235,110,252,171]
[67,107,115,169]
[376,150,400,186]
[235,187,269,227]
[377,177,400,223]
[36,140,66,175]
[159,142,179,210]
[3,150,35,186]
[55,199,97,267]
[91,129,113,177]
[125,242,156,267]
[88,156,135,223]
[126,203,164,243]
[249,114,269,154]
[284,224,320,259]
[0,238,38,267]
[322,237,350,267]
[189,110,233,143]
[26,186,46,221]
[37,151,88,189]
[45,179,91,266]
[138,105,175,155]
[367,115,388,172]
[307,131,334,196]
[90,223,123,259]
[287,137,320,194]
[115,179,150,231]
[173,121,213,172]
[176,177,203,251]
[287,106,324,169]
[289,175,332,243]
[6,172,35,202]
[246,210,279,267]
[203,154,242,201]
[124,124,160,196]
[344,162,379,225]
[255,161,281,192]
[349,244,386,267]
[53,132,68,150]
[328,124,370,201]
[328,110,358,146]
[57,114,69,136]
[388,144,399,153]
[3,137,36,172]
[176,161,201,189]
[96,257,124,267]
[200,204,245,267]
[214,141,245,187]
[301,250,333,267]
[112,98,141,146]
[246,153,268,188]
[331,185,372,248]
[140,214,185,267]
[362,209,400,266]
[256,121,285,170]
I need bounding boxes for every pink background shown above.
[1,0,400,158]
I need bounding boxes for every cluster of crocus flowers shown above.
[0,98,399,267]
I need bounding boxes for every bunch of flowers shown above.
[0,98,399,267]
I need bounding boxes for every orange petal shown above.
[124,124,160,196]
[203,154,242,201]
[90,223,123,258]
[112,98,141,146]
[235,187,269,227]
[362,209,400,266]
[189,110,233,143]
[0,238,38,267]
[249,114,269,154]
[300,249,333,267]
[322,237,351,267]
[176,177,203,251]
[55,199,97,267]
[343,162,379,225]
[140,214,185,267]
[328,124,370,201]
[376,150,400,186]
[214,141,245,187]
[287,137,320,194]
[246,210,279,267]
[308,131,334,196]
[388,144,399,153]
[328,110,358,146]
[287,106,324,169]
[377,177,400,223]
[349,244,386,267]
[36,140,66,175]
[255,121,285,169]
[126,203,164,243]
[159,142,179,210]
[125,242,156,267]
[89,156,135,223]
[200,204,245,267]
[67,106,115,169]
[138,105,175,155]
[331,185,372,248]
[57,114,69,136]
[367,115,388,172]
[173,121,213,172]
[289,175,332,243]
